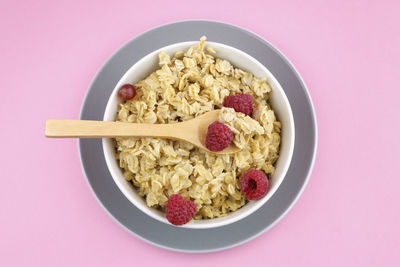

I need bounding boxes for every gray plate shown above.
[78,20,317,253]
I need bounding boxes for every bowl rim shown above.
[102,40,295,229]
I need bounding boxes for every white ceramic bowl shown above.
[103,41,295,229]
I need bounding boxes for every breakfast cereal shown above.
[114,37,281,219]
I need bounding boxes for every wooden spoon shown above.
[45,110,248,154]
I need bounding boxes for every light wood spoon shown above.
[45,110,248,154]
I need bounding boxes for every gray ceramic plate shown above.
[78,20,317,253]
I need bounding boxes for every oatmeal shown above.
[114,37,281,219]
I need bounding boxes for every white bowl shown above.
[103,41,295,229]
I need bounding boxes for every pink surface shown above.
[1,0,399,266]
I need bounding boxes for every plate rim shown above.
[78,19,318,253]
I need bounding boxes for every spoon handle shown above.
[45,119,182,139]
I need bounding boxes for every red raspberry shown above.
[223,94,254,116]
[118,84,136,100]
[166,194,197,225]
[205,121,234,152]
[241,169,269,200]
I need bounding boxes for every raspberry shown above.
[241,169,269,200]
[205,121,234,152]
[118,84,136,100]
[223,94,254,116]
[166,194,197,225]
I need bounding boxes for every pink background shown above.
[1,0,399,266]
